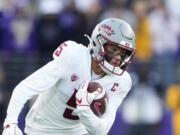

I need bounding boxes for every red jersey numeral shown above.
[54,43,67,57]
[63,89,79,120]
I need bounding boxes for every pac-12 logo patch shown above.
[71,74,79,82]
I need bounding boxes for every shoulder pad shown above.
[53,40,89,67]
[53,40,85,59]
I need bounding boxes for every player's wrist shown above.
[3,117,18,128]
[2,122,23,135]
[3,123,18,128]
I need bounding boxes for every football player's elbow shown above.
[94,122,109,135]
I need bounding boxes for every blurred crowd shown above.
[0,0,180,135]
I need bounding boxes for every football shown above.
[87,82,108,117]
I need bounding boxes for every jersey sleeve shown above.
[53,40,82,67]
[4,59,63,125]
[77,73,132,135]
[77,99,118,135]
[77,94,132,134]
[3,41,75,126]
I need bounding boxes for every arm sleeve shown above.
[77,97,123,135]
[3,59,63,126]
[77,74,132,135]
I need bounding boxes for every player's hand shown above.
[76,81,104,109]
[2,123,23,135]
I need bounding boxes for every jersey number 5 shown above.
[63,89,79,120]
[54,43,67,57]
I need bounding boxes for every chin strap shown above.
[84,34,95,56]
[84,34,92,48]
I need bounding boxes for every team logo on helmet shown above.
[120,41,132,48]
[71,74,79,82]
[100,24,115,36]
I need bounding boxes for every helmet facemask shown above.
[104,44,133,67]
[96,36,135,75]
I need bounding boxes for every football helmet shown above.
[88,18,136,75]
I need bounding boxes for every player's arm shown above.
[4,59,63,125]
[76,81,130,135]
[77,98,120,135]
[3,41,70,134]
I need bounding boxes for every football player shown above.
[2,18,136,135]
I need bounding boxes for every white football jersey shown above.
[4,41,132,135]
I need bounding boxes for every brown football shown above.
[87,82,108,117]
[87,82,103,93]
